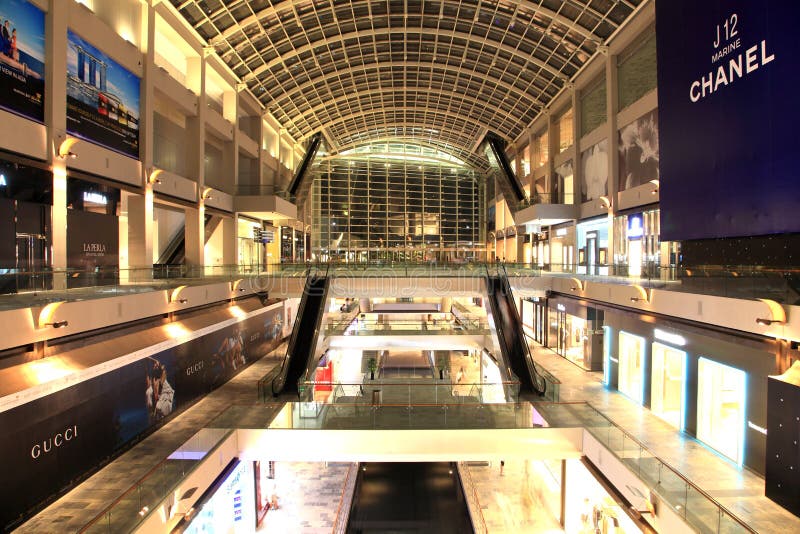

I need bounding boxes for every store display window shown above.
[617,332,645,403]
[650,343,686,430]
[564,459,641,533]
[697,357,747,465]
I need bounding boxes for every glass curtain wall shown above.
[311,144,485,262]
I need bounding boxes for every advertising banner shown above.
[581,139,608,202]
[66,30,140,158]
[0,0,45,122]
[657,0,800,240]
[0,305,285,530]
[618,109,658,191]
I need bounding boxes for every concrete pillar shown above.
[128,193,154,270]
[184,205,204,267]
[184,51,207,266]
[222,215,237,266]
[570,87,580,205]
[606,50,619,267]
[46,0,68,287]
[127,0,157,277]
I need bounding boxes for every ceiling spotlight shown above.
[44,320,69,328]
[756,318,784,326]
[630,297,644,302]
[177,298,188,304]
[58,151,77,159]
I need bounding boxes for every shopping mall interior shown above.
[0,0,799,532]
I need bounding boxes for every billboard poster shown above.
[0,305,285,531]
[656,0,800,240]
[581,139,608,203]
[0,0,45,121]
[66,30,140,158]
[618,109,659,191]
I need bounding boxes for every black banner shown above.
[0,306,285,531]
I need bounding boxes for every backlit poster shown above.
[618,109,659,191]
[580,139,608,202]
[657,0,800,239]
[0,0,45,121]
[66,30,140,158]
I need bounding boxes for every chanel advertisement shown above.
[0,0,45,122]
[0,305,285,531]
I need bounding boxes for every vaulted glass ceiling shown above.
[170,0,642,169]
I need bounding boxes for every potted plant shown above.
[367,357,377,380]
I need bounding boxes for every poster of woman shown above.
[0,0,45,121]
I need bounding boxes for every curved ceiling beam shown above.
[209,0,601,46]
[242,27,568,83]
[322,107,503,143]
[331,136,489,167]
[262,60,547,111]
[298,86,530,133]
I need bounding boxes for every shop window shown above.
[651,343,686,429]
[697,357,746,464]
[557,108,574,152]
[617,332,645,403]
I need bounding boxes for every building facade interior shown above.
[0,0,798,533]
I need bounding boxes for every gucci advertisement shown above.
[0,305,285,531]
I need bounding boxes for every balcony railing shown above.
[233,184,294,202]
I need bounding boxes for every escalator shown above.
[486,271,546,395]
[155,215,221,267]
[482,132,527,210]
[271,270,329,396]
[346,462,473,534]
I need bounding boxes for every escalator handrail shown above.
[270,264,317,395]
[498,265,546,395]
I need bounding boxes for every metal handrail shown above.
[331,463,358,534]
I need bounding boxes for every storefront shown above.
[601,308,774,474]
[521,296,548,346]
[547,298,604,371]
[612,208,677,277]
[531,230,550,268]
[696,357,747,465]
[617,331,646,403]
[650,334,688,430]
[183,460,257,534]
[563,459,642,533]
[549,224,575,272]
[0,153,53,293]
[576,217,609,275]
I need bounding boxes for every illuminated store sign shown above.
[557,304,566,312]
[654,328,687,347]
[83,191,108,205]
[627,214,644,238]
[0,174,6,186]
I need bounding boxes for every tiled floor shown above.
[257,462,354,533]
[17,346,286,533]
[526,340,800,534]
[465,459,564,533]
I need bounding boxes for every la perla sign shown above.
[30,425,78,459]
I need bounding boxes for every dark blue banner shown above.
[657,0,800,240]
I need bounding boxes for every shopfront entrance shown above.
[697,357,746,464]
[617,332,645,403]
[650,342,686,430]
[15,233,49,291]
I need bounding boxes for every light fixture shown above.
[649,179,660,195]
[177,298,188,304]
[756,318,784,326]
[201,188,214,201]
[57,136,80,160]
[630,297,644,302]
[148,168,163,184]
[44,320,69,328]
[570,286,579,291]
[598,195,612,210]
